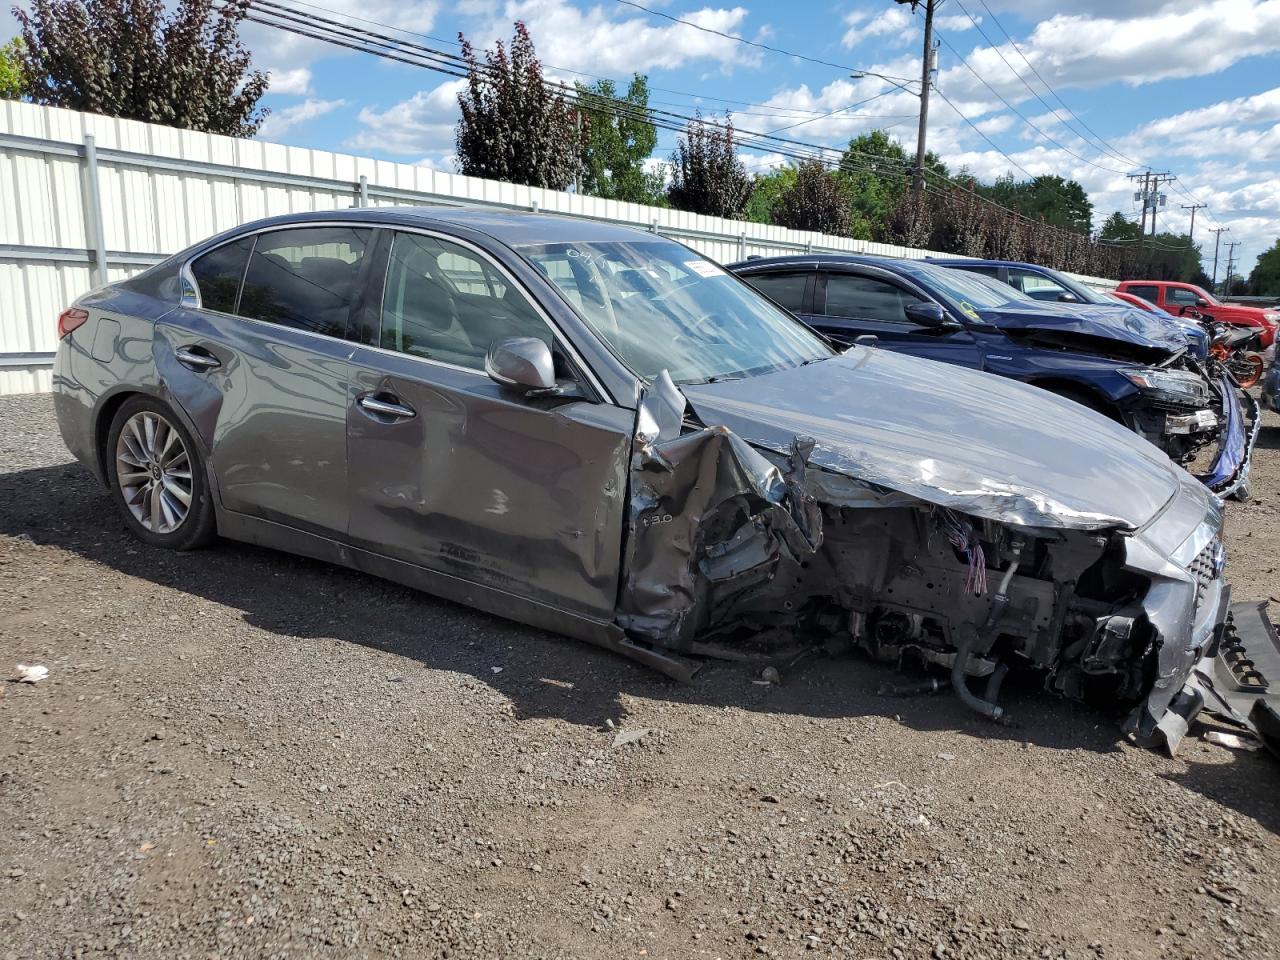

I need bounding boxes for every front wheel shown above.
[105,396,216,550]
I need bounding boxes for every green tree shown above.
[13,0,268,136]
[772,160,852,236]
[456,22,583,190]
[576,74,662,204]
[0,38,22,100]
[837,130,947,239]
[1248,239,1280,296]
[978,174,1092,233]
[1098,211,1143,243]
[744,165,796,224]
[666,114,751,219]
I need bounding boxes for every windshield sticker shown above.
[684,260,722,279]
[958,300,980,320]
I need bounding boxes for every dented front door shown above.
[345,351,633,619]
[344,229,633,619]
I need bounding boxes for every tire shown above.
[105,395,216,550]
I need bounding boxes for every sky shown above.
[5,0,1280,279]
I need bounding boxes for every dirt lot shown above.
[1,393,1279,960]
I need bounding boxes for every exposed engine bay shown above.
[614,371,1271,754]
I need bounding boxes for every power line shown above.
[932,31,1130,176]
[970,0,1143,170]
[609,0,859,74]
[239,0,1201,251]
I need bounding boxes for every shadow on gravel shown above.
[1255,423,1280,452]
[5,459,1280,825]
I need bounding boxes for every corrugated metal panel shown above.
[0,100,1119,396]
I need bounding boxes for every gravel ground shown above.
[2,392,1279,960]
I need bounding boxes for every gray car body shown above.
[51,207,1248,749]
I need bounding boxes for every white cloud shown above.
[346,78,466,158]
[974,114,1014,136]
[842,7,916,49]
[268,68,313,97]
[935,14,980,31]
[246,1,440,74]
[472,1,764,74]
[939,0,1280,103]
[257,98,346,140]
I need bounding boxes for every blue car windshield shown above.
[518,240,833,384]
[895,260,1026,316]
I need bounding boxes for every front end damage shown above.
[615,371,1277,754]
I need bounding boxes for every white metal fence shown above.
[0,99,1116,395]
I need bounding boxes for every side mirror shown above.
[904,301,959,329]
[1195,297,1210,307]
[1057,292,1080,303]
[485,337,556,393]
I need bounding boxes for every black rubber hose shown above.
[952,600,1007,721]
[984,662,1010,705]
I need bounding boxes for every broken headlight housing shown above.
[1120,367,1210,408]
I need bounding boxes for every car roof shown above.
[219,206,663,248]
[926,258,1046,270]
[728,253,908,272]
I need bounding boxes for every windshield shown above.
[896,260,1025,316]
[1190,284,1221,306]
[1042,268,1106,304]
[518,240,833,383]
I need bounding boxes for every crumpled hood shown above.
[682,350,1183,531]
[977,300,1189,353]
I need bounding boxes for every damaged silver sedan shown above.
[51,209,1278,754]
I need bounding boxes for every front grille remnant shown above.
[1188,537,1221,612]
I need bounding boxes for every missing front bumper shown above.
[1160,600,1280,757]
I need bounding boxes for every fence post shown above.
[82,134,108,287]
[804,240,813,255]
[738,232,746,261]
[358,175,369,208]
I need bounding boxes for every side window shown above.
[1010,268,1069,302]
[823,274,923,323]
[1126,284,1159,302]
[1167,286,1200,306]
[745,273,809,313]
[956,265,1001,279]
[380,232,550,370]
[191,237,253,314]
[238,226,371,338]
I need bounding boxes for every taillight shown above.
[57,308,88,339]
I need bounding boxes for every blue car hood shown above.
[977,301,1190,354]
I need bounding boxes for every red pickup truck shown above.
[1115,280,1277,348]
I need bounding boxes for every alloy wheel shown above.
[114,410,194,534]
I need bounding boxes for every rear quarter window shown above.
[191,237,254,314]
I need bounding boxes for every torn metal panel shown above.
[618,374,821,646]
[682,351,1185,531]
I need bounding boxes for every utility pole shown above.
[1128,171,1175,243]
[1179,203,1206,244]
[1209,227,1229,292]
[898,0,936,197]
[1223,241,1241,295]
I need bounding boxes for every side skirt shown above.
[214,508,699,683]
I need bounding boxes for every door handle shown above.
[357,394,417,420]
[176,345,221,371]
